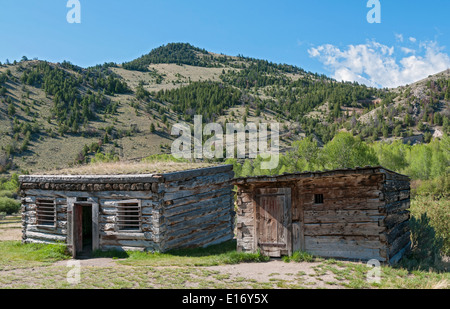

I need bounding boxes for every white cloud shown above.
[308,40,450,88]
[401,47,415,54]
[395,33,404,42]
[409,37,417,43]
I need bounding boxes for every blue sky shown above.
[1,0,449,88]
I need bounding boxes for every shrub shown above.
[411,175,450,198]
[409,213,444,262]
[0,197,21,215]
[0,173,20,191]
[0,190,16,199]
[410,196,449,256]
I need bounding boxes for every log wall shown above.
[379,169,411,264]
[158,166,235,251]
[235,167,411,264]
[299,173,387,262]
[19,165,235,254]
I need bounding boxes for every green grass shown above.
[94,240,270,267]
[282,251,316,263]
[0,241,71,270]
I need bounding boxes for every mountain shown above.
[0,43,449,175]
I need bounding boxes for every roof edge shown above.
[233,166,410,185]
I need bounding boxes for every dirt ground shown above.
[1,218,344,288]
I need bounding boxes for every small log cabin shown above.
[234,167,411,265]
[19,164,235,258]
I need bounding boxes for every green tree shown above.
[321,132,379,170]
[241,159,253,177]
[7,103,15,116]
[287,137,321,172]
[371,140,409,172]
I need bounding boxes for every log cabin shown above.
[234,166,411,265]
[19,164,235,258]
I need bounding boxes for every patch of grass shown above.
[0,241,71,270]
[283,251,316,263]
[96,240,269,267]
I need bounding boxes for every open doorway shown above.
[73,204,93,258]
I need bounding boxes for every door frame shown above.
[67,197,99,258]
[253,186,293,257]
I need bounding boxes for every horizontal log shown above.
[300,189,382,200]
[305,236,385,261]
[383,211,410,230]
[164,195,232,219]
[161,165,233,182]
[305,235,384,250]
[382,220,410,244]
[20,174,162,184]
[300,175,384,189]
[303,198,384,211]
[100,199,155,207]
[164,186,232,208]
[100,231,152,240]
[25,225,66,235]
[234,167,388,184]
[166,208,232,231]
[304,210,383,224]
[166,218,231,242]
[100,239,156,248]
[163,183,231,201]
[381,169,410,181]
[25,231,66,242]
[382,190,410,203]
[384,180,410,192]
[23,189,153,200]
[305,247,385,262]
[24,239,64,246]
[163,171,234,192]
[304,222,385,237]
[164,223,233,250]
[381,200,410,215]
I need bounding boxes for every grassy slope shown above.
[0,49,448,175]
[0,58,298,174]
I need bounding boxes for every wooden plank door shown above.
[73,204,83,257]
[255,188,292,257]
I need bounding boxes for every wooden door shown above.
[73,204,83,257]
[255,188,292,257]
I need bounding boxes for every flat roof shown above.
[233,166,410,185]
[19,163,233,184]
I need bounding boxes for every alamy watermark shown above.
[366,259,381,284]
[171,116,280,170]
[367,0,381,24]
[67,260,81,285]
[67,0,81,24]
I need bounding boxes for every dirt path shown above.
[50,257,348,289]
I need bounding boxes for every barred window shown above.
[314,194,324,204]
[36,198,56,227]
[117,200,141,232]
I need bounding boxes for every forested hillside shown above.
[0,43,449,175]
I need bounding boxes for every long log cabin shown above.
[19,164,235,258]
[234,166,411,265]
